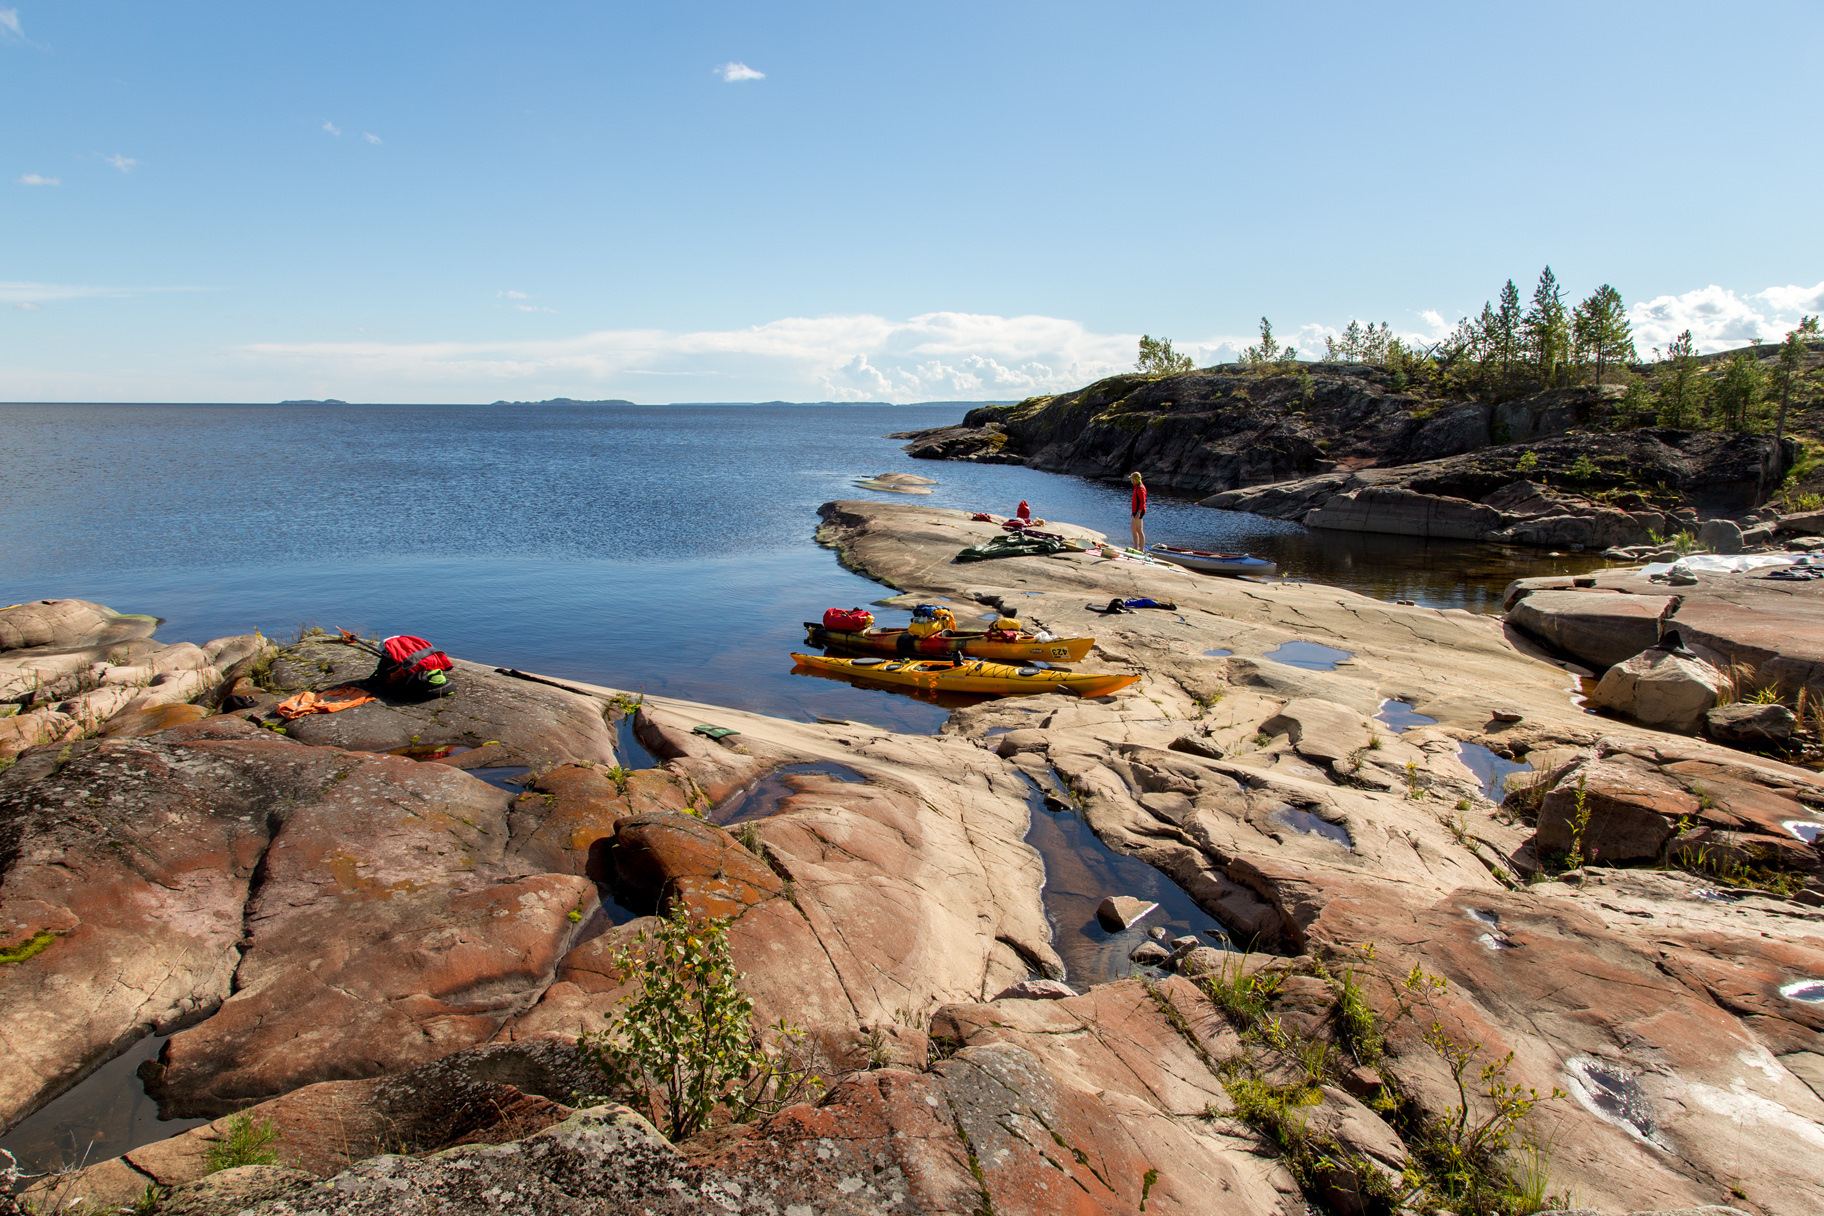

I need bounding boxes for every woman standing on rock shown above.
[1129,472,1147,550]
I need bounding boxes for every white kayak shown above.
[1149,544,1278,577]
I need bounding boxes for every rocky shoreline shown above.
[893,365,1796,553]
[3,508,1823,1214]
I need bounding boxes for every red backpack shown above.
[373,635,455,698]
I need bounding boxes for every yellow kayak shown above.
[790,653,1139,699]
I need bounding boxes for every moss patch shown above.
[0,930,58,966]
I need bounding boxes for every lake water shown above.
[1,401,1599,732]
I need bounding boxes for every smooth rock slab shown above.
[1507,590,1674,669]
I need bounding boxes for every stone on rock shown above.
[1094,894,1158,930]
[992,979,1076,1000]
[1705,702,1797,744]
[1128,941,1170,966]
[1506,590,1675,668]
[1176,946,1229,978]
[1699,518,1745,554]
[1535,756,1699,863]
[1589,649,1721,734]
[1168,733,1226,760]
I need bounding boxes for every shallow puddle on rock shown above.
[1564,1057,1669,1149]
[1260,641,1353,671]
[0,1034,207,1177]
[711,761,867,827]
[1782,820,1824,843]
[470,765,532,793]
[615,716,660,770]
[1269,805,1352,849]
[1020,779,1229,988]
[1456,742,1530,802]
[1781,979,1824,1003]
[1201,648,1232,658]
[1375,699,1438,732]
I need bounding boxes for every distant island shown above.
[485,397,1015,408]
[276,398,348,405]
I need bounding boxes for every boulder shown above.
[1506,590,1674,668]
[1095,894,1159,930]
[1129,941,1171,965]
[1705,702,1797,744]
[1698,518,1744,554]
[1535,756,1699,863]
[1589,650,1722,734]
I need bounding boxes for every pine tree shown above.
[1571,284,1635,388]
[1522,267,1569,387]
[1655,330,1704,428]
[1325,319,1366,362]
[1495,279,1522,384]
[1713,348,1766,432]
[1243,317,1296,365]
[1775,327,1806,447]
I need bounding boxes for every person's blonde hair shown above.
[1129,471,1143,484]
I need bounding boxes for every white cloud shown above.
[235,311,1133,402]
[13,301,42,311]
[1630,281,1824,355]
[513,304,556,313]
[322,121,342,136]
[363,132,381,144]
[716,61,765,82]
[0,280,204,303]
[0,9,21,38]
[499,290,528,299]
[103,154,137,174]
[18,173,59,186]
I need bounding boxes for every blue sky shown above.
[5,1,1821,403]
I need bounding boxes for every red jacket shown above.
[1131,484,1147,515]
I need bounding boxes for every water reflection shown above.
[0,1036,206,1177]
[1021,780,1227,987]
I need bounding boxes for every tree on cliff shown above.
[1495,279,1522,384]
[1712,347,1767,432]
[1324,320,1396,363]
[1243,317,1299,365]
[1571,285,1636,389]
[1654,330,1706,428]
[1136,334,1195,376]
[1774,326,1808,445]
[1523,267,1570,387]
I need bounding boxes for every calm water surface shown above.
[2,401,1600,734]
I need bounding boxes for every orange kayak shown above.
[803,622,1094,664]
